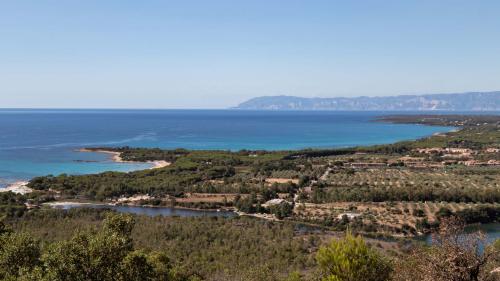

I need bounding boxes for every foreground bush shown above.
[316,231,392,281]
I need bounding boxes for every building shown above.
[262,198,290,208]
[337,212,361,220]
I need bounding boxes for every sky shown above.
[1,0,500,109]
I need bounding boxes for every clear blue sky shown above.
[1,0,499,108]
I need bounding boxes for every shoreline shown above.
[0,181,33,194]
[78,148,170,169]
[44,200,237,213]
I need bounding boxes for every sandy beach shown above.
[44,201,103,207]
[78,148,170,169]
[0,181,33,194]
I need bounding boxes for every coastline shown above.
[0,150,169,194]
[0,181,33,194]
[78,148,170,169]
[374,115,459,139]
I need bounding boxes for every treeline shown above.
[415,205,500,233]
[27,161,236,200]
[439,205,500,224]
[88,147,285,164]
[311,185,500,203]
[26,149,298,200]
[283,144,414,159]
[377,114,500,127]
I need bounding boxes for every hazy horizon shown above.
[2,1,500,108]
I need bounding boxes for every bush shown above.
[316,231,392,281]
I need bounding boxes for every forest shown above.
[1,210,499,280]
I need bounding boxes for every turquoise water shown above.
[0,109,455,187]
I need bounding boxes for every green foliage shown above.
[9,209,316,280]
[27,149,287,200]
[269,202,294,219]
[318,183,500,203]
[285,271,303,281]
[0,232,40,279]
[0,213,188,281]
[316,231,392,281]
[0,192,27,218]
[434,206,500,225]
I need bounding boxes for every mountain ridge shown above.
[234,91,500,111]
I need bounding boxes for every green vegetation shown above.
[0,192,26,218]
[316,168,500,203]
[0,212,194,281]
[2,212,499,280]
[17,115,499,238]
[316,231,392,281]
[7,209,316,280]
[28,149,290,201]
[1,114,498,280]
[27,116,500,205]
[393,217,500,281]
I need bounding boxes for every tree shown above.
[0,232,40,279]
[42,213,137,281]
[484,239,500,281]
[394,217,499,281]
[316,231,392,281]
[0,213,187,281]
[119,250,154,281]
[269,202,293,219]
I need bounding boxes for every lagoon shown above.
[50,202,237,218]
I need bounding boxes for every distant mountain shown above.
[234,92,500,111]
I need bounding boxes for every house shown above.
[487,160,500,166]
[445,148,472,154]
[262,198,289,208]
[337,212,361,220]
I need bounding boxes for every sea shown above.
[0,109,455,187]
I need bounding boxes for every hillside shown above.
[235,91,500,111]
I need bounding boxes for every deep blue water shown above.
[0,109,455,187]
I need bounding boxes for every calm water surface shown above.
[52,203,237,218]
[419,222,500,246]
